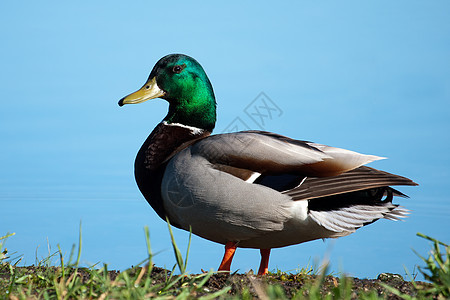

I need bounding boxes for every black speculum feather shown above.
[255,174,305,192]
[308,187,396,212]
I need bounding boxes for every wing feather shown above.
[284,166,417,201]
[191,131,382,177]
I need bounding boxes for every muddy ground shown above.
[0,264,430,299]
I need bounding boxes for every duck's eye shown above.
[172,64,186,74]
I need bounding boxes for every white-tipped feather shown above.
[260,138,333,162]
[246,172,261,183]
[307,142,386,172]
[308,203,406,234]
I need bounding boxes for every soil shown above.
[0,264,430,299]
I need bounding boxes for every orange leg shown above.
[218,241,238,272]
[257,248,271,275]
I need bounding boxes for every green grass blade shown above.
[185,226,192,272]
[379,283,414,300]
[0,232,16,241]
[199,286,232,300]
[194,271,214,288]
[75,221,82,268]
[166,218,185,274]
[57,244,65,279]
[417,232,448,247]
[144,225,153,273]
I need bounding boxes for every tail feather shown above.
[307,186,410,234]
[383,206,410,221]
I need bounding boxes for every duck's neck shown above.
[162,79,217,132]
[137,121,211,171]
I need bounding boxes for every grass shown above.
[0,225,231,299]
[381,233,449,300]
[1,228,448,299]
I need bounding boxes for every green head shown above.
[119,54,216,132]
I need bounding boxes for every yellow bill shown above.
[118,77,166,106]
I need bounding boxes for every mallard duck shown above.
[118,54,417,275]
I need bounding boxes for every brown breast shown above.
[133,122,210,225]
